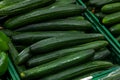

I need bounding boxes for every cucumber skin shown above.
[101,2,120,13]
[8,42,26,73]
[20,49,95,79]
[102,11,120,25]
[110,24,120,34]
[12,31,84,45]
[30,34,104,54]
[15,20,92,32]
[4,5,85,29]
[41,61,113,80]
[17,34,104,65]
[0,0,55,16]
[27,40,108,67]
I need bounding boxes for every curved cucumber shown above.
[102,11,120,25]
[20,49,95,79]
[12,31,84,45]
[110,23,120,34]
[101,2,120,13]
[15,19,92,32]
[0,0,55,16]
[30,34,104,54]
[17,33,104,65]
[41,61,113,80]
[4,5,85,29]
[27,40,108,67]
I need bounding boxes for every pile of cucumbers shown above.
[0,0,120,80]
[85,0,120,42]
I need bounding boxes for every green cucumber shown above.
[0,0,55,16]
[110,24,120,34]
[93,48,110,60]
[102,11,120,25]
[17,33,104,65]
[30,34,104,54]
[100,67,120,80]
[101,2,120,13]
[20,49,95,79]
[4,5,85,29]
[88,0,119,7]
[8,42,26,73]
[15,19,91,32]
[67,16,85,20]
[27,40,108,67]
[41,61,113,80]
[12,31,84,45]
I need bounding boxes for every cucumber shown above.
[100,67,120,80]
[12,31,85,45]
[88,0,119,7]
[20,49,95,79]
[67,16,85,20]
[4,5,85,29]
[30,34,104,54]
[102,11,120,25]
[17,33,104,65]
[110,24,120,34]
[101,2,120,13]
[8,42,26,73]
[27,40,108,67]
[41,61,113,80]
[15,19,91,32]
[0,0,55,16]
[93,48,110,60]
[17,47,32,65]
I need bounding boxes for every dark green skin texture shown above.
[0,0,55,16]
[41,61,113,80]
[21,49,95,79]
[15,19,92,32]
[4,4,85,29]
[27,40,108,67]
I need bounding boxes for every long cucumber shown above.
[20,49,95,79]
[15,19,92,32]
[41,61,113,80]
[27,40,108,67]
[12,31,84,45]
[4,5,85,29]
[17,33,104,65]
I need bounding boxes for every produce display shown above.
[0,0,120,80]
[85,0,120,42]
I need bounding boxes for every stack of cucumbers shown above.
[85,0,120,42]
[0,0,119,80]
